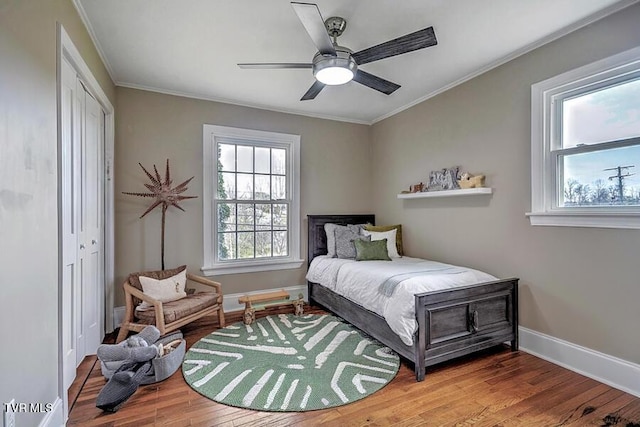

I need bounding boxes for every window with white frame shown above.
[202,125,302,275]
[528,46,640,229]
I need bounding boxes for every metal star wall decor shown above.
[123,159,197,270]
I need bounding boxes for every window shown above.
[528,46,640,229]
[202,125,302,275]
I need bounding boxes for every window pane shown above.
[561,145,640,206]
[217,203,236,232]
[237,173,253,200]
[218,172,235,199]
[218,143,235,172]
[218,232,236,260]
[255,147,270,174]
[256,231,272,257]
[562,78,640,148]
[272,175,286,200]
[273,204,287,229]
[273,231,288,256]
[255,175,270,200]
[272,149,286,175]
[256,204,272,230]
[238,232,254,259]
[237,204,254,231]
[237,145,253,173]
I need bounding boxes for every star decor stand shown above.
[122,159,196,270]
[238,290,304,325]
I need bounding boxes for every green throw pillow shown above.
[354,238,391,261]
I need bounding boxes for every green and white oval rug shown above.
[182,313,399,412]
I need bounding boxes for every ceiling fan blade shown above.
[353,70,400,95]
[291,2,337,56]
[352,26,437,65]
[238,63,313,69]
[301,80,326,100]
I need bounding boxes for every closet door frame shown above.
[56,23,115,421]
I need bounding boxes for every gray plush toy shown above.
[96,326,185,412]
[97,326,161,367]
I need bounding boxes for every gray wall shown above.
[371,4,640,364]
[114,87,372,307]
[0,0,115,425]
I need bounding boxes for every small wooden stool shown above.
[238,290,304,325]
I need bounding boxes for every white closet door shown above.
[80,87,104,358]
[59,50,107,398]
[74,78,86,366]
[68,74,105,368]
[60,58,79,390]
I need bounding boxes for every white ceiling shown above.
[76,0,635,124]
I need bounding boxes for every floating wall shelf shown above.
[397,187,493,199]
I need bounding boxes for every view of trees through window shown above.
[563,175,640,206]
[215,143,288,260]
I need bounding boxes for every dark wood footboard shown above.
[414,277,519,381]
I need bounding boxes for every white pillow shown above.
[137,269,187,309]
[362,228,400,258]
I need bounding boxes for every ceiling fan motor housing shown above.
[325,16,347,38]
[312,46,357,85]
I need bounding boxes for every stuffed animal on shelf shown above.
[457,172,485,189]
[410,182,424,193]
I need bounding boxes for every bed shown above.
[306,214,519,381]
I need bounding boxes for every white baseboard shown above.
[519,326,640,398]
[112,284,308,328]
[39,397,63,427]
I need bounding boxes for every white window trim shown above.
[528,45,640,229]
[202,124,303,275]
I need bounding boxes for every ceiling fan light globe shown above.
[316,66,353,85]
[312,48,357,86]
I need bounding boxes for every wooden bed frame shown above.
[307,214,519,381]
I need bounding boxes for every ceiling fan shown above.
[238,2,438,101]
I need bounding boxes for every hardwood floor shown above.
[68,307,640,426]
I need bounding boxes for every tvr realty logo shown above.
[3,401,53,413]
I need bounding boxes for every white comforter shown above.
[306,256,496,346]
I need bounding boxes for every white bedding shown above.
[306,255,496,346]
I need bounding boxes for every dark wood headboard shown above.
[307,214,375,266]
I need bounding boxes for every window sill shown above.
[201,259,305,276]
[526,211,640,229]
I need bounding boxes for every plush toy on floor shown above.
[95,326,185,412]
